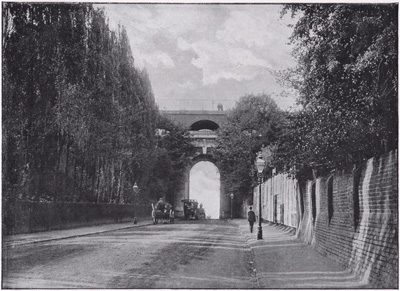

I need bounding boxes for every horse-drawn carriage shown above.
[151,200,174,224]
[182,199,201,220]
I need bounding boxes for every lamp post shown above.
[255,156,266,240]
[230,193,234,220]
[133,182,139,224]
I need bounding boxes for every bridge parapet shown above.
[161,110,228,130]
[161,110,227,115]
[157,99,235,111]
[188,130,217,139]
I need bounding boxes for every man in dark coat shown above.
[248,206,256,233]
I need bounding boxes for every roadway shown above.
[3,220,256,289]
[2,219,370,289]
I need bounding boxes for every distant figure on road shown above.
[247,207,256,233]
[217,103,223,111]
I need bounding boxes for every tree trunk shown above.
[96,156,102,203]
[117,160,123,204]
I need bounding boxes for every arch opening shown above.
[189,161,220,219]
[190,120,219,131]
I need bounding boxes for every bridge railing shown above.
[156,99,236,111]
[189,131,218,139]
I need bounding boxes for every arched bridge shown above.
[161,110,228,130]
[160,110,230,218]
[161,110,228,154]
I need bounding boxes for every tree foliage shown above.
[275,4,398,177]
[2,3,188,206]
[214,94,285,200]
[151,116,195,204]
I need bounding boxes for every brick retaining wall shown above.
[254,150,398,288]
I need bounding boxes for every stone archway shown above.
[173,153,229,219]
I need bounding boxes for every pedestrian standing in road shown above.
[247,207,256,233]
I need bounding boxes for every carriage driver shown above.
[155,198,165,217]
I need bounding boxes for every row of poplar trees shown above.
[2,3,193,205]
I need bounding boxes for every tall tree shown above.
[2,3,161,204]
[149,116,195,205]
[276,4,398,175]
[215,94,285,199]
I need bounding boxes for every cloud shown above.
[141,51,175,68]
[216,10,270,48]
[100,4,298,110]
[177,80,197,89]
[173,6,296,86]
[180,38,272,85]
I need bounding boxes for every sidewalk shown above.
[3,219,153,247]
[231,219,371,289]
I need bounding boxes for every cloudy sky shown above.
[99,3,298,111]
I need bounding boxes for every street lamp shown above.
[230,193,234,220]
[133,182,139,224]
[255,156,266,240]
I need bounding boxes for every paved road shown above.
[3,220,257,289]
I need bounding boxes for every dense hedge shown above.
[3,201,152,235]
